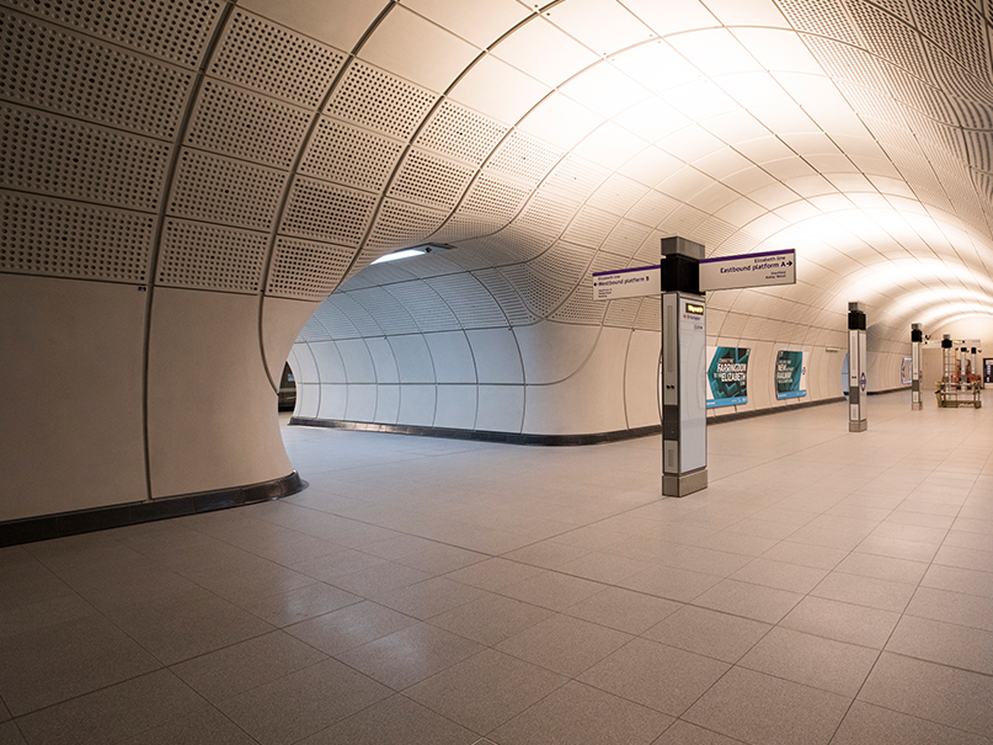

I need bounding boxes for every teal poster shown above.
[707,346,750,408]
[775,350,806,400]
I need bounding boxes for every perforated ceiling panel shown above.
[327,61,437,140]
[804,36,881,89]
[320,293,384,338]
[0,190,154,282]
[0,11,193,140]
[775,0,861,44]
[156,219,266,293]
[626,191,681,228]
[425,273,508,328]
[415,100,510,167]
[3,0,223,67]
[364,199,447,251]
[925,43,993,106]
[280,177,377,247]
[459,175,529,221]
[186,80,311,169]
[542,155,609,198]
[563,208,619,248]
[209,9,345,108]
[635,296,662,331]
[601,220,653,257]
[383,281,459,333]
[266,236,355,300]
[1,104,170,211]
[588,174,650,215]
[168,149,286,230]
[301,117,404,192]
[529,243,596,286]
[848,1,929,77]
[310,301,359,340]
[350,286,420,335]
[912,0,990,75]
[486,131,563,186]
[472,267,538,326]
[550,289,607,325]
[296,314,332,343]
[388,149,475,210]
[604,296,642,328]
[512,193,581,240]
[499,264,572,318]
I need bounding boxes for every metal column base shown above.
[663,468,708,497]
[849,420,868,432]
[911,402,923,411]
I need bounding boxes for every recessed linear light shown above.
[370,244,454,265]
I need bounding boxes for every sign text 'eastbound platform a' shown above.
[698,249,796,292]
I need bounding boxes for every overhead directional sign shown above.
[592,264,660,301]
[699,249,796,292]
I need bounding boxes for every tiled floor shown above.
[2,391,992,744]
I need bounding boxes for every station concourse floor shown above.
[2,392,993,745]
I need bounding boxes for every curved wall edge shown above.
[0,471,305,548]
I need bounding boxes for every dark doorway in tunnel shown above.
[278,363,296,412]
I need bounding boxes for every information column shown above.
[660,237,708,497]
[848,302,868,432]
[911,323,923,410]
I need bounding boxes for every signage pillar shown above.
[911,323,923,410]
[848,302,867,432]
[660,237,707,497]
[941,335,954,387]
[961,347,969,385]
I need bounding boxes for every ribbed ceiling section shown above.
[0,0,991,328]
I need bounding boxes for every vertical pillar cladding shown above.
[660,237,707,497]
[942,334,954,385]
[911,323,923,410]
[848,301,867,432]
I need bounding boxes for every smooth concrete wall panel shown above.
[624,329,662,429]
[389,335,436,384]
[336,339,377,383]
[0,275,148,521]
[376,384,401,423]
[261,297,322,387]
[309,341,347,384]
[397,384,436,426]
[317,383,348,420]
[345,384,377,421]
[366,337,400,384]
[476,385,525,433]
[434,385,478,429]
[465,328,524,384]
[424,332,476,383]
[515,323,601,384]
[146,288,291,498]
[522,327,630,435]
[295,382,321,419]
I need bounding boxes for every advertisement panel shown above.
[707,346,750,408]
[775,350,807,400]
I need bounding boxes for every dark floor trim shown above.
[291,395,853,441]
[290,417,662,445]
[707,396,849,424]
[0,471,306,547]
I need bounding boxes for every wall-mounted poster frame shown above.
[707,346,750,408]
[776,350,807,400]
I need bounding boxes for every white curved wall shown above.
[2,0,991,526]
